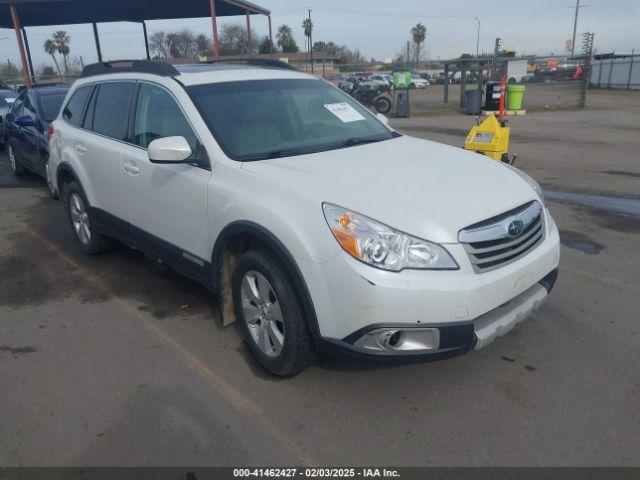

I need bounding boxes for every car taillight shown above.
[47,124,54,140]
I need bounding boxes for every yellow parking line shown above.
[16,219,316,466]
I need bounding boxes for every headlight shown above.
[322,203,458,271]
[505,164,545,204]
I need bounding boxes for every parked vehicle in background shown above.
[352,82,392,113]
[0,96,11,147]
[323,74,343,87]
[5,85,69,197]
[506,59,528,83]
[0,88,17,105]
[369,74,391,89]
[49,60,559,377]
[409,75,429,89]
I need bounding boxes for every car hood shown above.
[241,135,538,244]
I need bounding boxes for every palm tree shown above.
[43,39,61,75]
[52,30,71,73]
[411,23,426,65]
[276,24,292,51]
[302,18,313,54]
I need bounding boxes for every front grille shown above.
[459,201,544,273]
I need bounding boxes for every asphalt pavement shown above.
[1,97,639,466]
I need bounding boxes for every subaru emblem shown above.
[507,220,524,237]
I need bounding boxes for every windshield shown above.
[39,93,67,122]
[0,97,8,108]
[187,79,397,161]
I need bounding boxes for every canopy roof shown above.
[0,0,270,28]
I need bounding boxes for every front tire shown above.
[64,181,113,254]
[233,249,314,376]
[8,144,26,176]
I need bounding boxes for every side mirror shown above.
[16,115,35,127]
[4,112,14,124]
[376,113,389,125]
[148,136,192,163]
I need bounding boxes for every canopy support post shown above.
[209,0,219,58]
[246,10,252,58]
[92,23,102,63]
[21,27,35,84]
[142,21,150,60]
[268,15,273,58]
[10,4,32,89]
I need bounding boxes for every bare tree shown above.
[149,31,170,59]
[219,23,257,56]
[196,34,212,57]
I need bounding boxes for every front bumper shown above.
[316,268,558,362]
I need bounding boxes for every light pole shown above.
[474,17,480,57]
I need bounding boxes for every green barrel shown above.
[506,84,526,110]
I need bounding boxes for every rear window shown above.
[63,86,92,126]
[40,93,67,122]
[91,83,134,141]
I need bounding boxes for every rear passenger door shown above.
[121,82,211,275]
[21,93,41,172]
[79,82,134,224]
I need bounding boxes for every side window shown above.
[92,82,134,141]
[133,83,198,151]
[12,94,24,116]
[63,86,92,127]
[23,94,37,119]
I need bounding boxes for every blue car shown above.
[5,85,69,197]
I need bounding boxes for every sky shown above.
[1,0,639,70]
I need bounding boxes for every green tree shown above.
[276,25,299,53]
[258,36,274,54]
[411,23,426,64]
[43,39,62,75]
[52,31,71,73]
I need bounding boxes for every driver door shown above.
[121,82,212,278]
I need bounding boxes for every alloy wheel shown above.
[240,270,285,357]
[69,193,91,245]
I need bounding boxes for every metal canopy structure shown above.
[0,0,273,88]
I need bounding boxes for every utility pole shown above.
[492,37,501,80]
[474,17,480,57]
[570,0,588,56]
[406,41,410,69]
[308,9,314,74]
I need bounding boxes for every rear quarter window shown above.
[63,86,92,126]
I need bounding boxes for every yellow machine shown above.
[464,114,514,164]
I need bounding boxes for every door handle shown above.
[123,162,140,175]
[74,144,87,155]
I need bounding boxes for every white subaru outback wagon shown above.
[49,60,560,376]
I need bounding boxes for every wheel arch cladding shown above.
[211,220,320,337]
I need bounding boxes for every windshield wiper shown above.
[340,136,387,148]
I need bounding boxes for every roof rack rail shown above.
[81,60,180,78]
[203,58,298,71]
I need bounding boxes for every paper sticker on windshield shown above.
[324,102,366,123]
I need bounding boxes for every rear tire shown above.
[232,249,314,377]
[8,144,26,176]
[64,181,113,255]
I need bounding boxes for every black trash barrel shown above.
[485,81,501,110]
[395,90,410,118]
[465,90,483,115]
